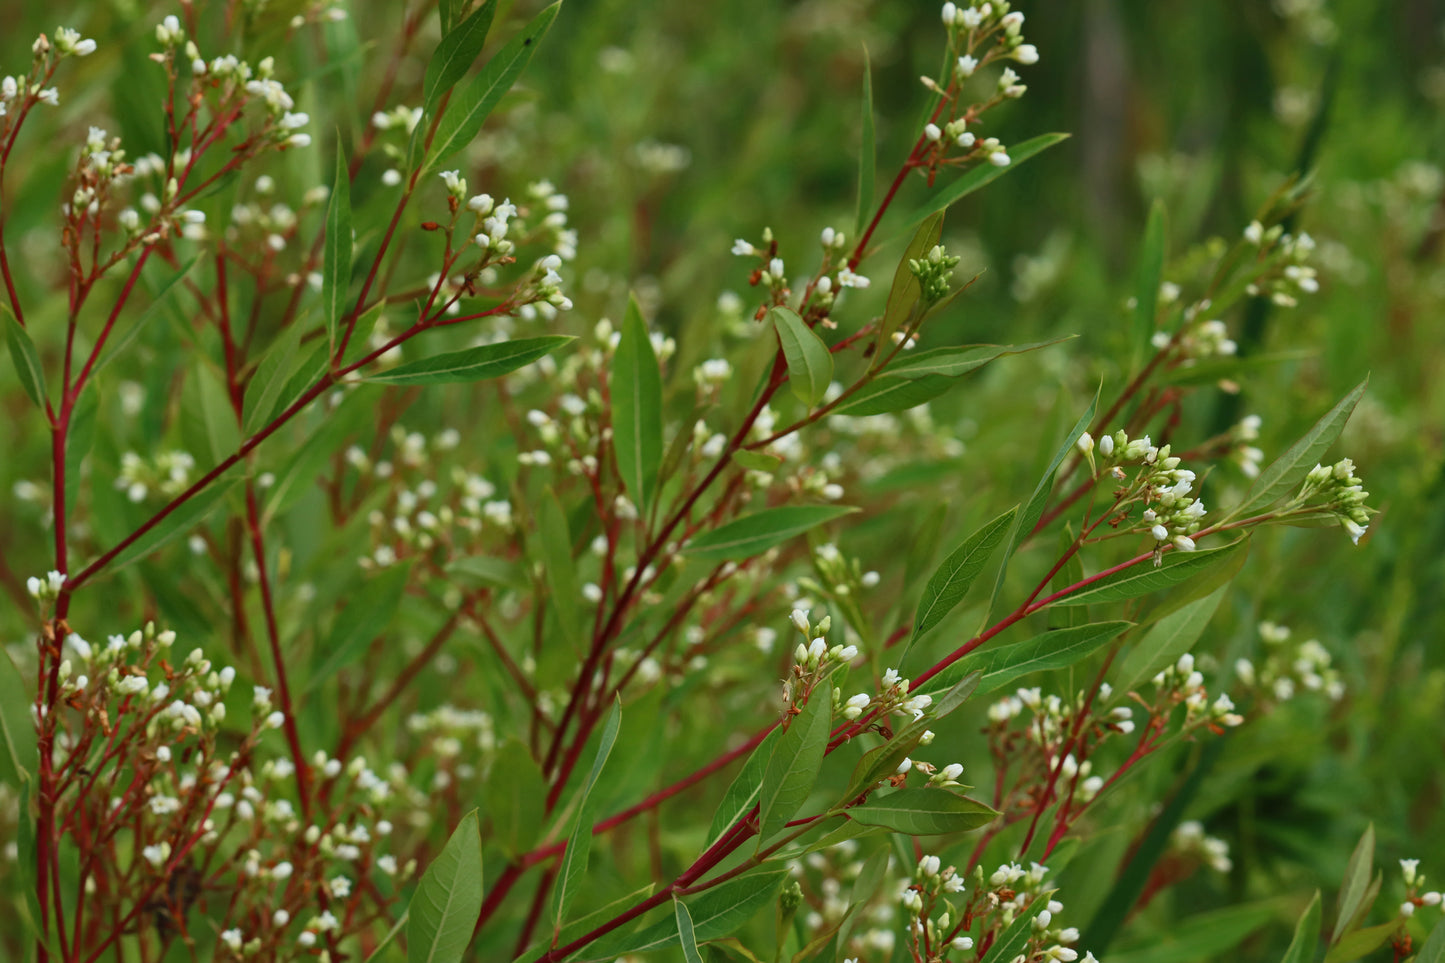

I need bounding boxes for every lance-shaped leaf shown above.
[422,0,498,113]
[1052,539,1249,607]
[935,621,1132,697]
[94,254,201,376]
[1116,586,1228,695]
[907,506,1017,653]
[3,308,46,409]
[982,387,1099,627]
[107,468,245,571]
[771,306,833,407]
[406,809,484,963]
[847,787,997,835]
[706,730,779,848]
[1131,200,1167,364]
[365,335,572,385]
[829,374,953,417]
[854,50,875,235]
[1228,378,1368,521]
[681,505,857,562]
[1410,915,1445,963]
[323,145,351,353]
[427,2,560,168]
[0,649,36,789]
[759,682,833,843]
[486,740,550,859]
[874,212,943,362]
[306,562,414,693]
[553,699,622,931]
[899,133,1070,231]
[675,898,704,963]
[1332,824,1376,945]
[1279,891,1322,963]
[613,295,663,513]
[980,894,1052,963]
[886,338,1067,379]
[589,866,789,957]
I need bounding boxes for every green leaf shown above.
[488,740,550,860]
[512,884,656,963]
[445,555,524,588]
[364,913,408,963]
[4,308,46,408]
[365,335,573,385]
[1116,585,1229,695]
[423,0,498,113]
[0,648,36,789]
[835,844,890,955]
[1332,824,1376,945]
[900,133,1071,231]
[875,212,943,361]
[437,0,457,32]
[539,488,582,647]
[886,339,1067,379]
[323,145,352,354]
[909,506,1017,649]
[681,505,858,562]
[927,621,1131,698]
[731,449,783,472]
[759,682,833,843]
[676,898,705,963]
[1053,539,1249,607]
[592,866,789,957]
[613,295,664,513]
[406,809,484,963]
[1413,915,1445,963]
[843,672,979,803]
[306,562,413,693]
[553,699,622,931]
[770,306,833,407]
[1104,901,1280,963]
[93,254,202,376]
[707,730,779,848]
[829,374,953,416]
[854,49,875,236]
[983,387,1099,627]
[181,359,241,466]
[427,2,561,168]
[847,787,997,835]
[1279,891,1322,963]
[107,469,244,570]
[1325,921,1399,963]
[1132,200,1167,365]
[243,320,310,433]
[1229,377,1368,520]
[980,893,1051,963]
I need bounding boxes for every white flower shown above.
[941,3,958,25]
[989,151,1011,167]
[956,54,979,77]
[1244,221,1264,245]
[924,123,942,142]
[1015,44,1039,65]
[837,267,870,288]
[221,929,243,951]
[843,693,871,719]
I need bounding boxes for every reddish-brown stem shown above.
[340,605,465,755]
[245,483,313,822]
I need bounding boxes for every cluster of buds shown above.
[1399,860,1444,920]
[795,542,881,605]
[788,607,859,674]
[1150,653,1245,731]
[115,449,197,503]
[1076,429,1207,554]
[26,569,67,602]
[1170,820,1233,873]
[897,854,974,958]
[1296,457,1373,544]
[1230,414,1265,479]
[1243,221,1321,307]
[909,244,962,304]
[1235,621,1345,703]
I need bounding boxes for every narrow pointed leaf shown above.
[1279,891,1322,963]
[243,320,310,432]
[980,894,1052,963]
[1053,539,1249,607]
[1229,378,1368,520]
[830,374,953,416]
[553,699,622,931]
[365,335,572,385]
[854,49,875,235]
[707,729,778,847]
[1132,200,1167,364]
[731,449,783,472]
[926,621,1131,698]
[900,133,1070,231]
[107,469,245,570]
[886,339,1067,379]
[613,295,663,512]
[323,145,351,352]
[0,649,36,788]
[909,506,1017,649]
[771,306,833,407]
[406,809,484,963]
[983,387,1099,626]
[94,254,202,376]
[423,0,498,113]
[427,3,560,168]
[306,562,414,693]
[1332,824,1375,945]
[1325,921,1399,963]
[875,212,943,360]
[487,740,549,858]
[675,898,704,963]
[847,787,998,835]
[681,505,858,562]
[590,866,789,957]
[759,682,833,842]
[1116,585,1229,695]
[1413,915,1445,963]
[3,309,46,408]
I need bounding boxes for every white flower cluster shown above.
[787,608,860,674]
[1296,457,1373,545]
[1243,221,1320,307]
[1230,414,1265,479]
[730,227,870,309]
[116,449,197,503]
[1076,429,1207,553]
[1151,653,1245,729]
[1171,820,1233,873]
[1399,859,1444,920]
[1235,621,1345,703]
